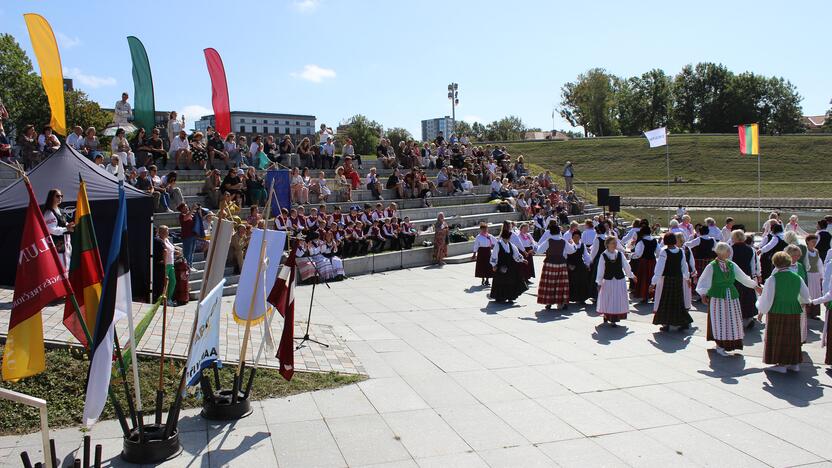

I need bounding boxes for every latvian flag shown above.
[267,243,297,381]
[83,183,132,426]
[63,176,103,347]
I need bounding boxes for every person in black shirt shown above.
[434,131,445,147]
[206,126,228,169]
[146,128,168,168]
[222,167,245,205]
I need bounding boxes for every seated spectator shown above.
[246,205,262,226]
[205,126,228,169]
[236,136,250,167]
[290,166,309,205]
[436,167,454,196]
[386,168,405,199]
[222,167,246,206]
[202,168,222,208]
[245,166,266,206]
[0,122,11,163]
[321,136,337,169]
[66,125,84,151]
[110,128,136,168]
[366,167,383,200]
[278,134,295,161]
[161,171,185,209]
[334,166,352,202]
[38,125,60,156]
[191,131,209,170]
[224,133,240,166]
[131,128,151,166]
[297,137,313,168]
[16,124,41,169]
[343,157,361,190]
[105,154,123,178]
[125,167,138,186]
[145,128,168,168]
[310,170,332,203]
[170,129,192,170]
[263,135,278,164]
[80,127,102,160]
[341,137,360,169]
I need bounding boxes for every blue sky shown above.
[1,0,829,137]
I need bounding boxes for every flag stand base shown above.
[201,389,252,420]
[121,424,181,464]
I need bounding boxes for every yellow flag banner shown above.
[2,313,46,381]
[23,13,66,135]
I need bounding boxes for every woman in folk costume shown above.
[730,230,762,329]
[632,226,660,303]
[535,220,576,310]
[809,256,832,366]
[815,219,832,263]
[675,232,696,310]
[595,236,635,326]
[566,230,592,305]
[472,223,497,286]
[517,223,537,283]
[651,233,693,331]
[532,207,546,241]
[759,222,787,281]
[684,225,717,294]
[320,230,346,280]
[785,215,808,236]
[589,224,623,301]
[489,221,528,303]
[294,236,319,284]
[802,234,823,320]
[696,242,761,356]
[784,244,810,344]
[42,189,74,270]
[757,252,811,373]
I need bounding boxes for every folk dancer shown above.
[651,233,693,331]
[535,221,576,310]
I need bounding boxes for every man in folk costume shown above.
[697,242,761,357]
[684,225,717,296]
[489,222,528,303]
[758,252,811,373]
[758,222,787,281]
[566,230,592,305]
[631,226,660,303]
[803,234,824,320]
[472,223,497,286]
[595,237,635,327]
[535,221,576,310]
[651,233,692,331]
[730,230,762,329]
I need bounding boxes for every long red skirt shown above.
[474,247,493,278]
[537,262,569,305]
[634,258,656,300]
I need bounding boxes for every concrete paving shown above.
[3,261,832,467]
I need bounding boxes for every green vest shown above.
[771,270,804,315]
[807,251,821,274]
[707,260,739,300]
[796,263,807,284]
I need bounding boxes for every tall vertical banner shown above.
[23,14,66,135]
[265,169,291,215]
[126,36,157,134]
[738,123,760,155]
[185,279,225,386]
[232,229,287,325]
[203,48,231,137]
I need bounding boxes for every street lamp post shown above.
[447,83,459,136]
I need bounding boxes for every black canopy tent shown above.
[0,144,154,301]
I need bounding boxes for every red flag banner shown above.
[203,48,231,138]
[267,244,296,381]
[2,180,71,381]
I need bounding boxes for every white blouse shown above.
[472,233,497,252]
[757,268,811,314]
[651,247,690,285]
[695,260,757,298]
[490,239,525,267]
[632,236,661,259]
[535,233,576,256]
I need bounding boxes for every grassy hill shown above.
[503,134,832,200]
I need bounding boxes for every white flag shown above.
[185,279,225,386]
[232,229,287,323]
[643,127,667,148]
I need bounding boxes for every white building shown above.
[421,116,454,142]
[195,111,316,142]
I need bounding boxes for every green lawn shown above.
[505,134,832,199]
[0,346,365,435]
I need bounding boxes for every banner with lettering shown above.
[185,279,224,386]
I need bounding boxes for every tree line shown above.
[560,64,806,137]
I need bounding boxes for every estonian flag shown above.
[83,183,132,426]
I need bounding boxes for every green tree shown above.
[764,77,803,134]
[341,114,382,155]
[471,122,487,141]
[385,127,412,150]
[484,115,527,141]
[451,120,472,139]
[824,102,832,132]
[672,62,734,133]
[560,68,619,137]
[617,69,672,135]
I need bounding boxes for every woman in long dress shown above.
[536,221,576,310]
[517,224,537,282]
[433,212,449,265]
[802,234,823,320]
[674,232,696,310]
[758,252,811,373]
[42,188,75,270]
[596,237,635,327]
[696,242,760,356]
[651,233,692,331]
[566,230,592,304]
[472,223,496,286]
[810,257,832,367]
[489,222,528,303]
[632,226,660,302]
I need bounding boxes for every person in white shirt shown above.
[720,217,735,243]
[105,154,123,179]
[166,111,183,148]
[472,223,497,286]
[784,215,808,236]
[170,129,192,170]
[318,123,333,146]
[668,219,688,242]
[705,217,722,240]
[157,225,178,306]
[651,233,692,331]
[676,205,686,219]
[110,127,136,168]
[535,221,576,309]
[580,219,597,248]
[595,236,635,326]
[489,223,528,303]
[66,125,84,150]
[114,92,133,124]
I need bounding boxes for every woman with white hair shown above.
[785,215,807,236]
[696,242,761,356]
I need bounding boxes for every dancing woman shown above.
[535,221,576,310]
[489,221,528,303]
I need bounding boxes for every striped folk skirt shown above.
[474,247,493,278]
[597,278,629,321]
[763,313,803,365]
[634,258,656,300]
[736,282,758,319]
[297,257,318,282]
[537,262,569,305]
[706,297,745,351]
[652,276,693,327]
[806,272,823,319]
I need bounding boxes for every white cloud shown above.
[63,67,116,89]
[292,0,320,12]
[177,105,213,128]
[55,31,81,49]
[463,115,483,123]
[290,64,336,83]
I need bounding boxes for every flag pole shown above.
[233,181,276,403]
[243,267,276,398]
[665,130,671,223]
[757,149,762,231]
[155,277,170,424]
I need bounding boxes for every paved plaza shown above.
[2,261,832,467]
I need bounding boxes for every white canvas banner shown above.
[200,218,234,299]
[232,229,287,323]
[644,127,667,148]
[185,279,225,386]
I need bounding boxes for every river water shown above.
[624,207,829,232]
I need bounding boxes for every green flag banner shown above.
[126,36,156,133]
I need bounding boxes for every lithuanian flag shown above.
[63,176,103,347]
[738,123,759,156]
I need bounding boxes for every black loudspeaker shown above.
[608,196,621,213]
[596,188,610,206]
